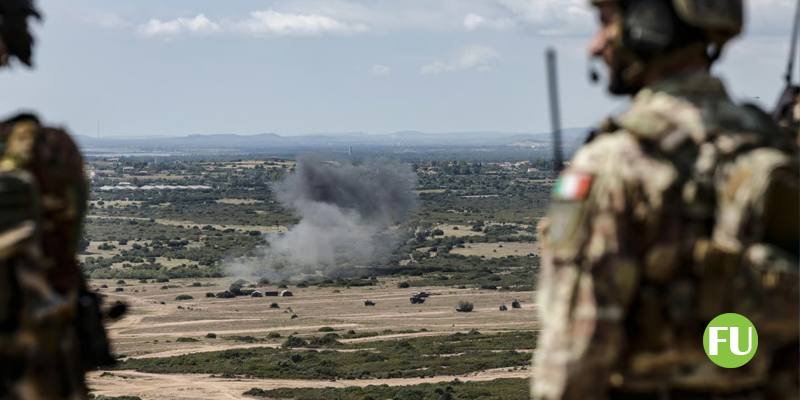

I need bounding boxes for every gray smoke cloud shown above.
[227,157,418,282]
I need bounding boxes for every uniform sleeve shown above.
[533,135,662,400]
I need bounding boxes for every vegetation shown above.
[456,301,475,312]
[116,331,534,380]
[81,156,546,288]
[244,378,529,400]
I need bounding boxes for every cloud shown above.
[463,13,514,31]
[370,64,392,76]
[421,45,499,75]
[463,13,485,31]
[136,9,368,39]
[491,0,592,35]
[234,10,368,37]
[138,14,221,37]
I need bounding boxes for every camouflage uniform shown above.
[533,70,799,399]
[0,115,90,399]
[0,0,99,398]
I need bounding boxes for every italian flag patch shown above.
[554,172,593,201]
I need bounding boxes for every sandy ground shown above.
[450,242,537,258]
[88,278,535,399]
[216,198,265,205]
[88,367,530,400]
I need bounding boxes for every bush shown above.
[456,301,474,313]
[267,332,282,339]
[206,333,217,339]
[318,327,335,332]
[269,303,280,309]
[175,294,194,301]
[398,282,410,289]
[176,337,199,343]
[511,299,522,309]
[308,333,341,347]
[282,336,308,348]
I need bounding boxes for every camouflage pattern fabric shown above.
[0,114,88,399]
[533,72,799,400]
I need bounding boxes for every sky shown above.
[0,0,794,137]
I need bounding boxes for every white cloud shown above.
[370,64,392,76]
[421,45,499,75]
[138,14,221,37]
[463,13,515,31]
[463,13,486,31]
[234,10,368,37]
[492,0,592,35]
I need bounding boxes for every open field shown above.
[82,155,549,399]
[88,278,535,399]
[450,242,537,259]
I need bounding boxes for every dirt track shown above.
[88,278,535,399]
[89,367,530,400]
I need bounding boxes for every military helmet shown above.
[0,0,41,66]
[591,0,743,56]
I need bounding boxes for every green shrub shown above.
[282,336,308,348]
[456,301,474,312]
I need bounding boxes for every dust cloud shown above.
[227,157,418,282]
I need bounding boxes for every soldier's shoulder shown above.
[571,129,665,178]
[615,76,787,149]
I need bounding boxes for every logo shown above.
[703,313,758,368]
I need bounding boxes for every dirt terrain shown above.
[88,278,535,399]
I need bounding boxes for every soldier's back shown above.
[537,71,799,399]
[0,114,89,399]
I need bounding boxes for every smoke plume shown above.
[228,157,417,282]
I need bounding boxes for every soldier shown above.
[0,1,116,399]
[533,1,799,400]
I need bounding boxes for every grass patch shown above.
[117,331,534,380]
[243,378,528,400]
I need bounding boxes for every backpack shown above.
[617,84,800,344]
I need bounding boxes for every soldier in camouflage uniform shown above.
[533,1,799,399]
[0,1,112,399]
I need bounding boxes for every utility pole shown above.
[546,48,564,177]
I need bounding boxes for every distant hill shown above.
[75,129,590,155]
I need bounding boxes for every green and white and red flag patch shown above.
[553,172,593,201]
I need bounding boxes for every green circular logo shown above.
[703,313,758,368]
